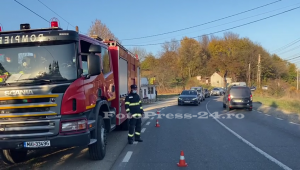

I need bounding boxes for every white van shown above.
[228,82,246,87]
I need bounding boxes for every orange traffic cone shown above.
[155,119,160,127]
[177,150,188,167]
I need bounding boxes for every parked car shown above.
[211,88,223,96]
[262,85,268,90]
[219,87,226,95]
[191,87,205,101]
[250,86,256,91]
[204,89,210,98]
[178,90,200,106]
[223,86,252,111]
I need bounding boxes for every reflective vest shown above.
[125,92,144,117]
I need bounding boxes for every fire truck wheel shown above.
[0,149,27,165]
[89,115,107,160]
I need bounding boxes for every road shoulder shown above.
[253,102,300,125]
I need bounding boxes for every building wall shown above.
[226,78,232,83]
[210,72,224,87]
[141,86,156,99]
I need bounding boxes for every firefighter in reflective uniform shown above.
[125,84,144,144]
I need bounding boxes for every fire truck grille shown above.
[0,120,59,139]
[0,95,60,139]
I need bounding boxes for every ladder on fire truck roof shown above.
[90,35,138,60]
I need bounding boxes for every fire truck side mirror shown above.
[87,54,101,76]
[89,44,102,53]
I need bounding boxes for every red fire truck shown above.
[0,20,140,164]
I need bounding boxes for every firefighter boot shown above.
[128,137,133,144]
[135,135,143,142]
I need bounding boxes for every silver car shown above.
[191,87,205,101]
[210,88,223,96]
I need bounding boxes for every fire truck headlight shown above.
[61,119,87,132]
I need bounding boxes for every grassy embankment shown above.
[253,93,300,114]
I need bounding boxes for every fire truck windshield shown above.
[0,42,77,84]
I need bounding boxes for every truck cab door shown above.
[101,47,115,102]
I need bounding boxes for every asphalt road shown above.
[111,96,300,170]
[0,98,177,170]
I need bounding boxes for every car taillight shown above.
[228,94,231,101]
[250,94,252,101]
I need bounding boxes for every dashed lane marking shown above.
[141,128,146,133]
[289,122,300,125]
[146,122,150,125]
[206,100,292,170]
[122,151,133,163]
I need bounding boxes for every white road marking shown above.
[206,101,292,170]
[265,114,271,116]
[289,122,300,125]
[133,141,138,144]
[258,111,262,113]
[146,122,150,125]
[151,117,154,120]
[141,128,146,133]
[122,151,133,162]
[276,118,283,120]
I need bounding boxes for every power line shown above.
[124,6,300,47]
[271,38,300,53]
[287,55,300,61]
[37,0,75,28]
[135,3,300,45]
[278,44,300,55]
[278,51,300,62]
[14,0,49,23]
[121,0,282,41]
[38,0,87,35]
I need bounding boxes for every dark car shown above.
[178,90,200,106]
[223,86,252,111]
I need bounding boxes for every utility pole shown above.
[297,69,299,90]
[257,54,261,88]
[248,63,251,86]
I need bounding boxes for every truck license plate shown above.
[184,101,190,103]
[24,141,50,148]
[235,100,243,102]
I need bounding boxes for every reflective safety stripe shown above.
[125,102,130,105]
[135,132,140,135]
[128,134,134,137]
[140,107,143,109]
[139,100,142,103]
[129,102,140,106]
[132,113,142,117]
[180,156,185,160]
[126,108,130,112]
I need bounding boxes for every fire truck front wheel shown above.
[0,149,28,165]
[89,115,107,160]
